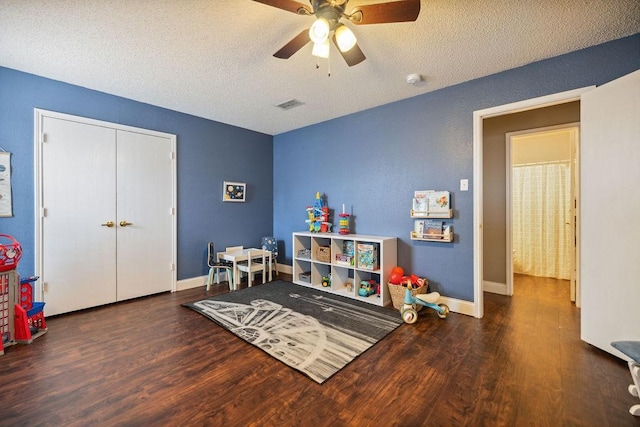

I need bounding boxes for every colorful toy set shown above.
[339,204,350,235]
[0,235,47,355]
[306,192,332,232]
[15,275,47,343]
[305,192,352,234]
[0,234,22,273]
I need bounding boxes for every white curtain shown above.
[512,162,571,279]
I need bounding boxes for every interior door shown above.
[580,70,640,358]
[116,130,174,300]
[37,110,176,316]
[569,133,579,305]
[41,116,118,315]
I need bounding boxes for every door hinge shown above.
[41,133,47,143]
[41,207,47,218]
[170,207,176,215]
[170,263,175,271]
[43,281,48,293]
[170,151,176,160]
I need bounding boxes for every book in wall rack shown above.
[410,190,454,242]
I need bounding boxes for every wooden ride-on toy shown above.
[399,287,449,324]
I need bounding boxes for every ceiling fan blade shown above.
[349,0,420,25]
[332,35,366,67]
[274,29,311,59]
[252,0,312,15]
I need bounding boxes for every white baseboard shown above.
[284,264,478,317]
[177,265,290,292]
[176,275,207,291]
[177,266,479,317]
[439,296,476,317]
[483,280,508,295]
[176,271,233,291]
[279,264,292,275]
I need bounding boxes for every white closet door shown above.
[41,117,118,315]
[115,130,173,300]
[580,70,640,357]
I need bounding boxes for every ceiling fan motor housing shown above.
[261,0,421,67]
[314,0,347,27]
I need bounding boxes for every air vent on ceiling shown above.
[275,99,305,111]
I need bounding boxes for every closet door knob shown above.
[101,221,115,228]
[119,221,133,227]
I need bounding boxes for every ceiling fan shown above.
[253,0,421,67]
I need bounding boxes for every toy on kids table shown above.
[305,192,332,233]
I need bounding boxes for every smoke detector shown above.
[406,73,422,85]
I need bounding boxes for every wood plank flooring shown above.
[0,274,636,426]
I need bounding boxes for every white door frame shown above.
[472,87,593,318]
[34,109,178,302]
[505,123,580,298]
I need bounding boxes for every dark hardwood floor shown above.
[1,274,636,426]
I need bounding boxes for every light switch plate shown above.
[460,179,469,191]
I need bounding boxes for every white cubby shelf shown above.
[292,232,398,307]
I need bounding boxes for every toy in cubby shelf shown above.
[335,240,355,267]
[322,273,331,288]
[358,280,378,297]
[305,191,332,233]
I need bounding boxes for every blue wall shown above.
[2,34,638,298]
[0,68,273,280]
[274,34,640,301]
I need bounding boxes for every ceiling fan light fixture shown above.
[309,18,330,44]
[312,39,330,58]
[335,24,357,52]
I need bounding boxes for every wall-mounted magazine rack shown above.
[410,190,453,242]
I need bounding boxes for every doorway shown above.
[506,125,579,302]
[472,86,593,318]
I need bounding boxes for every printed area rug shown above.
[183,280,403,384]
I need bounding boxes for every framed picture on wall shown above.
[0,151,12,217]
[223,181,246,202]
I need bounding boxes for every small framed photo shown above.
[223,181,246,202]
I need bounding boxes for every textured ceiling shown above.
[1,0,639,135]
